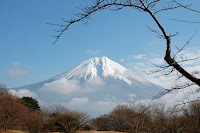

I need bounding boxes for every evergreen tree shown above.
[21,96,40,111]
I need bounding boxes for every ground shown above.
[0,130,125,133]
[0,130,28,133]
[77,131,125,133]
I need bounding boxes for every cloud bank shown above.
[39,78,81,94]
[9,89,37,98]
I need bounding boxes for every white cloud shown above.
[84,77,106,91]
[128,62,175,88]
[39,77,106,94]
[87,50,102,55]
[125,49,200,89]
[7,61,28,78]
[130,54,146,60]
[94,100,118,114]
[160,86,200,107]
[67,98,119,117]
[39,78,81,94]
[174,50,200,66]
[7,69,28,78]
[119,59,125,62]
[9,89,37,98]
[149,58,165,65]
[96,101,112,107]
[69,97,89,105]
[128,93,137,99]
[149,75,176,89]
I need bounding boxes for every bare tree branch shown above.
[50,0,145,44]
[173,0,200,13]
[50,0,200,98]
[169,19,200,24]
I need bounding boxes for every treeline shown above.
[1,83,200,133]
[92,101,200,133]
[0,85,90,133]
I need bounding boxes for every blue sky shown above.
[1,0,200,88]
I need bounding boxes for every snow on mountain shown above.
[51,56,149,85]
[11,56,165,116]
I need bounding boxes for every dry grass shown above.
[0,130,125,133]
[51,131,125,133]
[76,131,126,133]
[0,130,28,133]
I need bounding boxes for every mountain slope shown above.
[12,57,165,116]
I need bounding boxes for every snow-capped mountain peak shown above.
[51,56,147,85]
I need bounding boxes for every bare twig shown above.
[169,19,200,24]
[173,0,200,13]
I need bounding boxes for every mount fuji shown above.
[11,57,165,116]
